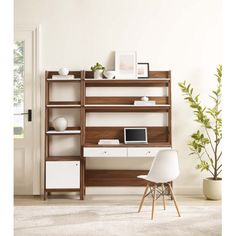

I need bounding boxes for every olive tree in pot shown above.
[178,65,222,200]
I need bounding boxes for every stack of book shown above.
[52,75,75,79]
[134,100,156,106]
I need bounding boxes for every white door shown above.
[14,31,34,195]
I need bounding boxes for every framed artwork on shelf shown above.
[137,63,149,78]
[115,51,137,79]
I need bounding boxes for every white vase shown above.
[94,70,104,79]
[203,178,222,200]
[59,68,69,76]
[53,117,68,131]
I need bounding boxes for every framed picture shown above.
[115,51,137,79]
[137,63,149,78]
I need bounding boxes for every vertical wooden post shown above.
[44,71,49,200]
[80,70,85,200]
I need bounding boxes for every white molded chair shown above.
[137,149,181,220]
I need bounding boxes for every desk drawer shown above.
[127,148,170,157]
[84,147,127,157]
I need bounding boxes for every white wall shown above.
[15,0,222,194]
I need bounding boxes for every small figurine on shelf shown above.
[91,62,105,79]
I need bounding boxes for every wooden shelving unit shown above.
[44,71,84,200]
[44,70,172,200]
[83,70,172,190]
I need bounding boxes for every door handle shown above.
[14,109,32,122]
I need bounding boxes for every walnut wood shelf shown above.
[85,170,149,186]
[46,156,81,161]
[47,78,81,82]
[85,96,168,105]
[45,189,80,192]
[46,127,81,135]
[47,71,82,78]
[46,130,81,135]
[83,142,171,147]
[46,101,81,108]
[84,78,170,87]
[84,105,170,112]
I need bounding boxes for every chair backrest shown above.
[146,149,180,183]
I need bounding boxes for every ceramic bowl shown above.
[59,67,69,76]
[103,70,116,79]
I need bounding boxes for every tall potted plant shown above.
[178,65,222,200]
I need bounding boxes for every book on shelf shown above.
[51,75,75,79]
[134,101,156,106]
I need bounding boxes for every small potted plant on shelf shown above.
[178,64,222,200]
[91,62,105,79]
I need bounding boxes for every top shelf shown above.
[47,78,81,82]
[84,78,170,87]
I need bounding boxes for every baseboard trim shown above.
[86,186,202,195]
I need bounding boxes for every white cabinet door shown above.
[127,147,170,157]
[46,161,80,189]
[84,148,127,157]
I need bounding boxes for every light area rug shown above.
[15,205,221,236]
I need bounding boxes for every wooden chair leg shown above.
[138,184,149,212]
[151,185,157,220]
[161,184,166,210]
[168,183,181,217]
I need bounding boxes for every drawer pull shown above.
[146,151,151,154]
[104,151,107,154]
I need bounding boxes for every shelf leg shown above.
[43,191,47,201]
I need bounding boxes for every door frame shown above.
[14,25,41,195]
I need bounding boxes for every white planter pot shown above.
[203,178,222,200]
[52,117,68,131]
[94,70,104,79]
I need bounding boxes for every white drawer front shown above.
[46,161,80,189]
[84,148,127,157]
[127,148,170,157]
